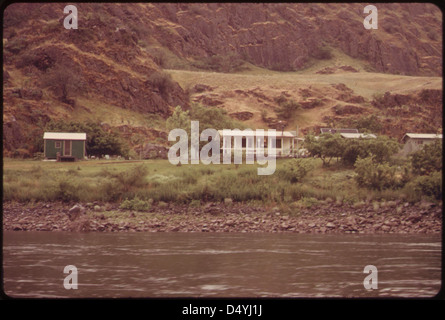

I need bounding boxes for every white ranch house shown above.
[218,130,304,157]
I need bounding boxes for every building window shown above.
[55,141,62,148]
[276,139,282,149]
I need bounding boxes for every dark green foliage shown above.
[354,115,383,133]
[411,171,442,200]
[306,132,400,168]
[305,133,344,166]
[277,158,313,183]
[411,140,442,175]
[342,136,400,166]
[276,99,300,120]
[167,103,245,132]
[120,196,151,211]
[354,156,406,191]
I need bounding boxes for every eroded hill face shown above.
[2,3,443,156]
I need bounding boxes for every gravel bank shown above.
[3,201,442,234]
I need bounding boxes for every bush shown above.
[120,196,151,211]
[411,171,442,200]
[147,71,176,98]
[277,158,313,183]
[276,100,300,119]
[354,156,406,190]
[110,165,149,193]
[411,140,442,175]
[312,46,333,60]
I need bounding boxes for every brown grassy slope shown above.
[168,61,442,138]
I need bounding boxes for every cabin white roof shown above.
[217,130,299,138]
[402,133,443,140]
[340,133,376,139]
[43,132,87,140]
[320,128,359,134]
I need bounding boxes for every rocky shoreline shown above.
[3,200,442,234]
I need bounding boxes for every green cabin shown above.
[43,132,87,161]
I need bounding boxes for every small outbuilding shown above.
[399,133,442,156]
[43,132,87,161]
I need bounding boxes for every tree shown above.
[42,63,86,104]
[366,136,400,163]
[411,140,442,175]
[166,106,191,132]
[166,103,245,132]
[305,133,344,166]
[341,136,400,166]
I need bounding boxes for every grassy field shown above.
[3,157,422,206]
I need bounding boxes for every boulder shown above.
[67,204,86,221]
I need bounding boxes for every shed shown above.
[43,132,87,161]
[399,133,442,156]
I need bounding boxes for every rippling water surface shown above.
[3,232,442,298]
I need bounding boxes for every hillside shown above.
[2,3,442,157]
[167,65,442,137]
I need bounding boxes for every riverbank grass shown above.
[3,158,429,205]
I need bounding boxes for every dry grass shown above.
[167,60,441,131]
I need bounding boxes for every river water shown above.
[2,231,442,298]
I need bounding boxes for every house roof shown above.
[320,128,359,134]
[340,133,376,139]
[43,132,87,140]
[402,133,443,141]
[218,130,298,138]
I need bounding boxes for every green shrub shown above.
[276,100,300,119]
[342,136,400,166]
[411,140,442,175]
[277,158,313,183]
[120,196,151,211]
[411,171,442,200]
[297,197,319,208]
[354,156,405,190]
